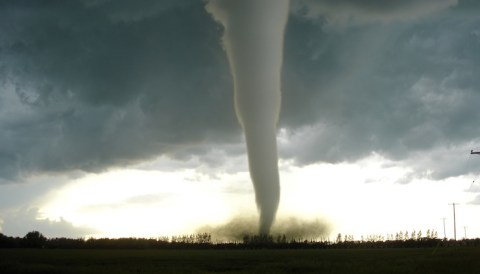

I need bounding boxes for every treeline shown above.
[1,231,480,249]
[0,232,213,249]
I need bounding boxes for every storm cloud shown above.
[0,0,237,181]
[1,0,479,183]
[291,0,458,27]
[280,0,480,179]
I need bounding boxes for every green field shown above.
[1,247,479,273]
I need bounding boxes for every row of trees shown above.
[0,232,212,249]
[336,229,440,243]
[2,231,480,249]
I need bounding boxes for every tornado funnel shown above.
[206,0,289,235]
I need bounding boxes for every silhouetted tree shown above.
[23,231,47,248]
[336,233,342,243]
[398,231,404,241]
[0,233,10,247]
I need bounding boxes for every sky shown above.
[1,0,480,240]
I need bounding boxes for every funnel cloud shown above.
[206,0,289,234]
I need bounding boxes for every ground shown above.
[1,247,479,273]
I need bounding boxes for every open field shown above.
[1,247,479,274]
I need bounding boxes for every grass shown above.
[1,247,479,273]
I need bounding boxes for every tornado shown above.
[206,0,289,235]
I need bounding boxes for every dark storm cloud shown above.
[291,0,458,27]
[0,0,238,181]
[280,0,480,179]
[1,0,479,182]
[81,0,191,22]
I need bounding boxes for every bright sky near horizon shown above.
[1,0,480,240]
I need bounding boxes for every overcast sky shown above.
[1,0,480,239]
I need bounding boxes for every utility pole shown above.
[449,203,458,240]
[442,217,447,239]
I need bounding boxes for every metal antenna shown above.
[471,150,480,185]
[471,150,480,155]
[449,203,458,240]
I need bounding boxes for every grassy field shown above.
[1,247,479,273]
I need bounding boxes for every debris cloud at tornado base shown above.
[197,215,331,242]
[206,0,289,235]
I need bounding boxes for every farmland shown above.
[1,247,479,274]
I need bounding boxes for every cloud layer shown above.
[0,0,237,181]
[1,0,479,182]
[291,0,458,27]
[0,207,96,238]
